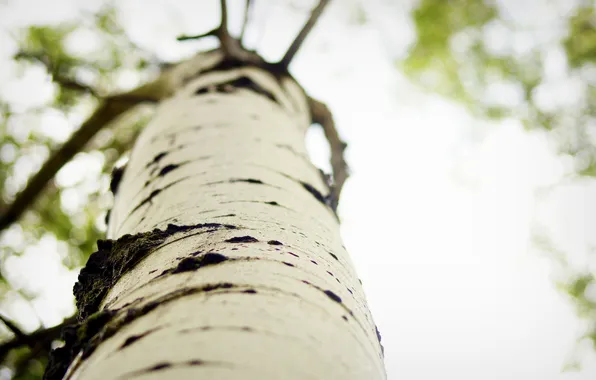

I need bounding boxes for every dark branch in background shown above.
[239,0,252,43]
[0,315,29,347]
[0,316,76,362]
[309,97,349,213]
[13,51,99,97]
[278,0,330,69]
[0,91,156,232]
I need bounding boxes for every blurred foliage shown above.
[564,6,596,68]
[400,0,596,367]
[0,2,156,378]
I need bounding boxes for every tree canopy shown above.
[400,0,596,364]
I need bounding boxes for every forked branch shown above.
[178,0,260,64]
[178,0,332,72]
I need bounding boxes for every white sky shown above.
[1,1,596,379]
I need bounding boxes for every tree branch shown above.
[278,0,331,69]
[308,97,348,213]
[0,315,28,344]
[0,91,155,232]
[0,316,75,361]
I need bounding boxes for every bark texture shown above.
[59,51,385,380]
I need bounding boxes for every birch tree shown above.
[0,1,385,378]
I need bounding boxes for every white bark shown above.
[66,52,385,380]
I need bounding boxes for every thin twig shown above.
[278,0,331,69]
[14,51,99,97]
[176,28,218,41]
[308,96,348,213]
[239,0,252,43]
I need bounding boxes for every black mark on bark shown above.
[149,363,172,371]
[119,328,159,350]
[226,76,278,103]
[268,240,283,245]
[230,178,264,184]
[323,290,342,303]
[214,213,236,218]
[158,163,181,177]
[146,152,168,168]
[104,209,111,226]
[301,181,327,206]
[376,325,384,355]
[171,253,229,274]
[225,236,258,243]
[130,177,190,214]
[195,76,278,104]
[110,164,126,196]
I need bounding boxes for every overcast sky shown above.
[1,1,596,379]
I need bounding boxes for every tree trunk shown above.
[47,50,385,380]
